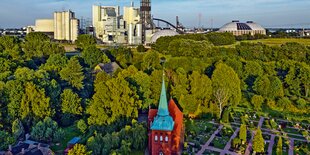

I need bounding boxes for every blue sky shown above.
[0,0,310,28]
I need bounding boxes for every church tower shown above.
[149,78,175,155]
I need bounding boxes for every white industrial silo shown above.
[128,23,134,45]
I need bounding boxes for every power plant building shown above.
[219,20,266,36]
[54,11,79,42]
[92,4,142,45]
[92,5,126,44]
[31,10,79,42]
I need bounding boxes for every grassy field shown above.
[50,125,82,155]
[242,38,310,46]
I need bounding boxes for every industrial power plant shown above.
[27,0,266,45]
[27,0,186,44]
[91,0,183,45]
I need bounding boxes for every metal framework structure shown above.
[153,18,184,34]
[140,0,153,43]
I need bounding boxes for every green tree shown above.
[254,75,284,99]
[0,36,22,59]
[212,63,241,117]
[12,119,24,139]
[239,124,247,144]
[0,130,15,150]
[251,95,264,111]
[31,117,62,143]
[253,128,264,153]
[61,89,82,115]
[20,82,52,119]
[77,119,88,133]
[60,57,85,90]
[82,46,110,68]
[68,144,91,155]
[75,34,96,49]
[6,80,24,120]
[206,32,236,46]
[119,140,131,154]
[131,123,147,150]
[87,76,141,125]
[40,54,68,73]
[276,136,282,155]
[141,50,161,71]
[118,66,152,110]
[23,32,64,59]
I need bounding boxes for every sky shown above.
[0,0,310,28]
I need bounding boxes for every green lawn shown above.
[50,125,82,154]
[242,38,310,46]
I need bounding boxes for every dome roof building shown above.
[219,20,266,36]
[151,29,179,43]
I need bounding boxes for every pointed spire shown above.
[157,72,169,116]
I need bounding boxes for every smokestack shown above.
[131,1,134,7]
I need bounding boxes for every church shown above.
[148,77,184,155]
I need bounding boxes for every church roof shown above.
[151,78,174,131]
[157,78,169,116]
[168,99,184,152]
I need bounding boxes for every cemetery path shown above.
[207,146,240,155]
[197,125,223,155]
[261,129,308,142]
[289,139,294,155]
[220,128,240,155]
[267,134,275,155]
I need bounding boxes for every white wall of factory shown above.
[31,10,79,42]
[92,4,142,45]
[35,19,54,32]
[54,11,79,42]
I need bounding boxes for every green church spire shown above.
[157,77,169,116]
[150,71,175,131]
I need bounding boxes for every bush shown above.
[232,138,241,148]
[77,119,88,133]
[270,119,278,129]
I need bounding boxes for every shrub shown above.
[77,119,88,133]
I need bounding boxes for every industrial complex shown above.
[26,0,184,45]
[24,0,270,44]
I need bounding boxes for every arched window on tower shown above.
[165,136,168,142]
[160,135,163,142]
[155,135,158,142]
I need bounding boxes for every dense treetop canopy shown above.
[0,32,309,153]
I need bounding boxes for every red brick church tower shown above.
[148,76,184,155]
